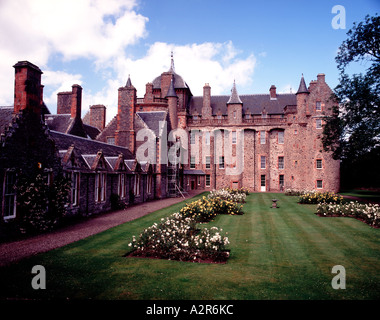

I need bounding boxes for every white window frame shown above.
[190,156,196,169]
[317,180,323,189]
[205,156,211,169]
[278,131,284,144]
[95,172,106,203]
[71,171,80,206]
[316,119,322,129]
[205,174,211,187]
[3,170,17,220]
[232,131,237,144]
[118,173,126,199]
[260,131,266,144]
[260,156,266,169]
[278,156,284,170]
[134,174,140,196]
[316,159,323,169]
[219,156,225,169]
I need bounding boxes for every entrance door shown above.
[261,175,266,192]
[191,180,195,190]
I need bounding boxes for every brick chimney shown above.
[71,84,82,119]
[89,104,106,131]
[13,61,43,115]
[202,83,212,119]
[116,77,136,152]
[57,91,72,114]
[270,85,277,100]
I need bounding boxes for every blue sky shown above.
[0,0,379,123]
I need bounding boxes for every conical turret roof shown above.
[227,80,242,104]
[166,77,177,98]
[296,74,309,94]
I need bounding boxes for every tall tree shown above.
[322,14,380,161]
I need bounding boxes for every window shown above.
[233,111,237,119]
[205,156,211,169]
[232,131,237,144]
[107,137,115,145]
[278,156,284,170]
[205,131,210,145]
[260,156,266,169]
[260,131,266,144]
[3,171,17,219]
[134,174,140,196]
[294,129,298,135]
[190,131,196,144]
[316,119,322,129]
[316,101,322,111]
[316,159,323,169]
[197,176,201,186]
[118,174,126,199]
[278,131,284,144]
[71,172,80,206]
[190,156,196,169]
[147,175,152,194]
[193,115,198,120]
[317,180,323,189]
[205,174,211,187]
[219,156,225,169]
[261,175,266,187]
[279,175,284,190]
[95,173,106,202]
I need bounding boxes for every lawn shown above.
[0,192,379,300]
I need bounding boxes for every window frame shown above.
[3,170,17,220]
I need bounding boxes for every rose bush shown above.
[317,201,380,227]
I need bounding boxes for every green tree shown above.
[322,14,380,161]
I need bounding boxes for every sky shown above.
[0,0,379,123]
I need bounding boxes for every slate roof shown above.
[45,114,100,139]
[189,93,297,116]
[136,111,169,137]
[152,71,190,91]
[0,106,14,135]
[50,130,134,171]
[227,81,242,104]
[296,75,309,94]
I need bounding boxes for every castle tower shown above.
[166,76,178,130]
[296,74,310,119]
[227,80,243,124]
[116,75,136,153]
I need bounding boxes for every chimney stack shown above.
[13,61,43,115]
[71,84,82,119]
[202,83,212,119]
[270,85,277,100]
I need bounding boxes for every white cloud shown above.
[0,1,257,125]
[0,0,148,105]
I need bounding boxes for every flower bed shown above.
[127,189,245,263]
[316,201,380,228]
[208,188,247,203]
[127,212,230,262]
[298,191,343,204]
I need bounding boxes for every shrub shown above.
[128,213,229,262]
[298,191,343,204]
[317,201,380,227]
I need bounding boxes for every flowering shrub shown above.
[180,194,244,222]
[317,201,380,227]
[298,191,343,204]
[208,188,247,203]
[128,189,246,263]
[284,189,307,196]
[128,213,230,262]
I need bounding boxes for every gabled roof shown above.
[51,130,134,171]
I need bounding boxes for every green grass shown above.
[1,192,379,300]
[340,189,380,202]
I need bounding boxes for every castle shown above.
[0,58,340,230]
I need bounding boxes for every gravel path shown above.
[0,191,204,267]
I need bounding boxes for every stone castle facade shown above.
[0,58,340,233]
[84,55,340,194]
